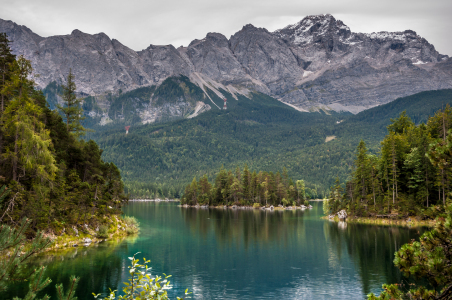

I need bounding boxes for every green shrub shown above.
[323,199,330,215]
[304,200,310,206]
[253,203,260,208]
[281,198,288,207]
[97,225,109,239]
[124,216,140,235]
[95,253,190,300]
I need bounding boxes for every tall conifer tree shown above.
[58,69,85,136]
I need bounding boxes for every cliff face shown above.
[1,14,451,117]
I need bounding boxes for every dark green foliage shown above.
[0,218,81,300]
[0,51,127,233]
[55,276,79,300]
[368,207,452,299]
[338,89,452,142]
[153,75,204,106]
[96,225,109,239]
[91,91,346,199]
[123,216,139,234]
[86,89,452,199]
[108,85,156,124]
[180,166,305,206]
[328,105,452,218]
[41,81,63,111]
[0,218,53,299]
[57,69,86,136]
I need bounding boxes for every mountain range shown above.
[1,13,452,125]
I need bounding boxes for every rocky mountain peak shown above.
[242,24,256,30]
[239,23,270,35]
[206,32,228,44]
[70,29,83,36]
[1,16,451,119]
[274,14,351,46]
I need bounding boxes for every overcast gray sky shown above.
[1,0,451,55]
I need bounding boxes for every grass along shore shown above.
[46,215,140,250]
[1,215,141,261]
[322,215,436,227]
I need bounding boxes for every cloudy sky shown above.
[1,0,451,55]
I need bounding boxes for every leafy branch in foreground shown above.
[94,252,190,300]
[368,206,452,299]
[0,217,80,300]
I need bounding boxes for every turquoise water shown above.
[5,202,424,299]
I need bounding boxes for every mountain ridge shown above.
[1,14,451,119]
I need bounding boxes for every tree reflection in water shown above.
[3,202,428,299]
[324,220,427,295]
[4,238,129,300]
[181,207,310,248]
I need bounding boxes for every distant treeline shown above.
[180,166,320,206]
[326,107,452,218]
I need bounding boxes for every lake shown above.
[5,201,425,299]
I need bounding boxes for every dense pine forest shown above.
[0,33,127,233]
[180,166,311,207]
[326,107,452,219]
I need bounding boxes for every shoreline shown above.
[178,204,314,211]
[2,216,138,259]
[129,198,180,202]
[322,215,436,227]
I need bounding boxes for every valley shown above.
[86,89,452,198]
[1,9,452,299]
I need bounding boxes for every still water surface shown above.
[6,202,424,299]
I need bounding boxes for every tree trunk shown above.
[426,168,429,208]
[12,126,18,181]
[442,169,445,206]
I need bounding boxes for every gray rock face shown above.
[185,32,247,83]
[229,24,302,95]
[1,14,451,116]
[273,14,451,112]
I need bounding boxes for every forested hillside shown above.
[87,87,452,199]
[0,34,127,233]
[326,105,452,218]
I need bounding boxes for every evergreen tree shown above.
[58,69,85,137]
[353,140,370,203]
[0,54,127,232]
[0,218,52,299]
[0,33,15,112]
[369,208,452,299]
[296,180,305,202]
[2,56,57,183]
[0,32,15,165]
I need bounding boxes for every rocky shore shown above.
[129,198,180,202]
[179,204,314,210]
